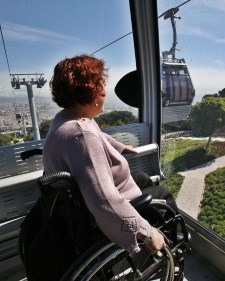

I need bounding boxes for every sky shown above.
[0,0,225,106]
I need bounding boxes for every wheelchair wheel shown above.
[61,238,177,281]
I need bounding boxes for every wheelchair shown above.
[18,151,191,281]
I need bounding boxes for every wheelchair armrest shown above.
[149,175,160,183]
[21,148,43,160]
[37,171,73,188]
[130,194,152,211]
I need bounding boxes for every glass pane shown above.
[0,0,137,143]
[158,0,225,240]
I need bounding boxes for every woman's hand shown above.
[138,227,166,254]
[122,145,138,154]
[145,227,166,254]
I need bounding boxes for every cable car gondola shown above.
[159,0,195,123]
[161,58,195,107]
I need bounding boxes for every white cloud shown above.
[215,38,225,44]
[201,0,225,11]
[212,59,225,67]
[0,71,12,94]
[180,26,212,38]
[191,67,225,89]
[190,66,225,103]
[1,22,79,44]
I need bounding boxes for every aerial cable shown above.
[33,32,133,102]
[0,24,18,106]
[90,31,132,55]
[0,24,11,75]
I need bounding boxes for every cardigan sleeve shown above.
[102,132,125,153]
[66,131,150,253]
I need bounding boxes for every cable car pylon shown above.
[11,73,46,140]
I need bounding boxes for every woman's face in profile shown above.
[93,78,107,115]
[96,91,107,115]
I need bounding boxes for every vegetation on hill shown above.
[95,110,138,128]
[38,111,138,139]
[0,133,19,146]
[39,119,52,139]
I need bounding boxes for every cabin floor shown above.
[183,251,223,281]
[6,251,223,281]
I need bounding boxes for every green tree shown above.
[95,110,138,128]
[39,119,52,139]
[0,133,14,146]
[218,88,225,98]
[189,97,225,150]
[23,134,34,142]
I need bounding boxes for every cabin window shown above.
[0,0,137,144]
[158,1,225,241]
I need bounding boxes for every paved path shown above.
[176,156,225,219]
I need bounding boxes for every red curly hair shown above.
[50,55,108,108]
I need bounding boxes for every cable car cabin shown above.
[161,61,195,107]
[1,0,225,280]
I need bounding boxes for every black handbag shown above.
[19,184,100,281]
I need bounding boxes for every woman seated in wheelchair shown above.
[42,54,178,255]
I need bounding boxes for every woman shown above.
[43,54,174,255]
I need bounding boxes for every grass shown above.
[160,139,225,198]
[160,138,225,238]
[161,173,184,199]
[161,139,225,174]
[198,167,225,239]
